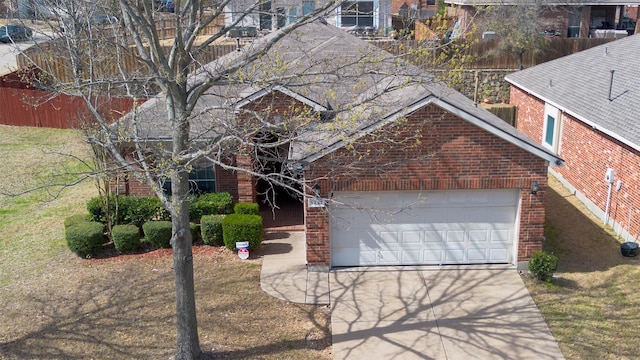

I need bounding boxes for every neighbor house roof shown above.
[445,0,640,5]
[505,34,640,153]
[120,20,563,166]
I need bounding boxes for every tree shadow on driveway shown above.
[330,266,564,360]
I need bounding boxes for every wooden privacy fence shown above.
[0,82,140,129]
[17,42,237,84]
[481,104,517,126]
[154,15,225,39]
[370,37,614,69]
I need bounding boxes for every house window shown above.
[543,103,561,152]
[162,164,217,195]
[288,7,297,24]
[341,1,374,27]
[302,0,315,15]
[426,0,436,5]
[259,1,285,30]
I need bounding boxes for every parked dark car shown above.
[228,26,258,38]
[158,0,175,12]
[0,25,33,43]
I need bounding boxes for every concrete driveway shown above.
[330,265,565,360]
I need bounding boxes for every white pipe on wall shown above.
[604,181,613,225]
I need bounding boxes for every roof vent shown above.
[608,70,614,101]
[604,46,608,56]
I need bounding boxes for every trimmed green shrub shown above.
[64,214,90,229]
[190,222,199,242]
[123,196,167,227]
[112,224,141,253]
[234,202,260,215]
[143,221,173,249]
[87,195,167,226]
[87,195,115,224]
[201,215,225,246]
[189,192,233,220]
[222,214,263,250]
[65,221,105,257]
[529,250,558,282]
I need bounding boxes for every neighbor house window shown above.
[162,163,216,195]
[259,1,286,30]
[287,7,297,24]
[341,1,374,27]
[543,103,561,152]
[302,0,315,15]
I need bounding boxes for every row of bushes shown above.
[87,192,234,226]
[65,201,262,257]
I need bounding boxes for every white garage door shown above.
[330,190,520,267]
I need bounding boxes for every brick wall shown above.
[305,104,549,266]
[109,164,239,200]
[391,0,438,15]
[511,84,640,242]
[509,85,545,142]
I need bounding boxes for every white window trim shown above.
[335,0,378,28]
[543,103,561,153]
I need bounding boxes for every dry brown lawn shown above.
[0,125,331,359]
[3,125,640,360]
[524,176,640,360]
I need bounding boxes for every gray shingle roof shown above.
[120,21,562,165]
[505,34,640,152]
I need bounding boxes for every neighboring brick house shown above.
[506,34,640,243]
[224,0,393,33]
[112,20,562,271]
[393,0,438,19]
[446,0,640,38]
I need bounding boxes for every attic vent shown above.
[319,102,335,122]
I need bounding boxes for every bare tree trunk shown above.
[171,109,201,359]
[171,191,201,359]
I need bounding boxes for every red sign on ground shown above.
[238,248,249,260]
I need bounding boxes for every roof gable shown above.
[235,86,328,113]
[506,35,640,152]
[292,90,563,166]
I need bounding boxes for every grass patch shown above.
[525,175,640,360]
[0,125,331,359]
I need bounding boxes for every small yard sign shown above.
[238,248,249,260]
[236,241,250,260]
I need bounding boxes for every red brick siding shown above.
[111,90,313,202]
[391,0,437,15]
[235,90,316,203]
[510,85,545,143]
[214,165,240,201]
[305,205,330,265]
[109,164,239,200]
[305,104,548,266]
[512,85,640,242]
[109,173,156,197]
[235,154,256,203]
